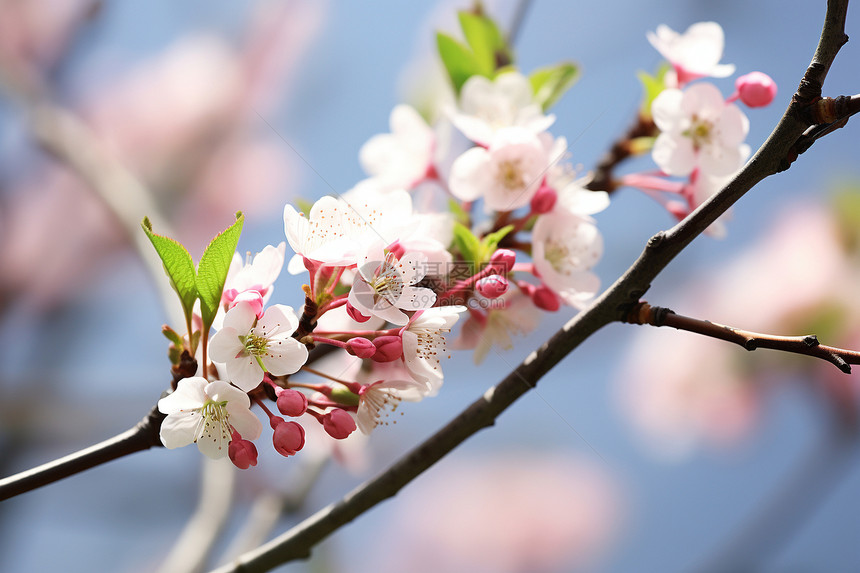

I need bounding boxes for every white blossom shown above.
[647,22,735,85]
[158,377,262,459]
[651,82,750,177]
[283,189,412,272]
[356,378,428,434]
[209,303,309,391]
[532,212,602,308]
[400,306,465,393]
[450,127,554,212]
[359,104,435,190]
[451,71,554,145]
[348,243,437,325]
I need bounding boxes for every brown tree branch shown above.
[623,302,860,373]
[0,405,164,502]
[211,2,853,571]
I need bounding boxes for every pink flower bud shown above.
[276,388,308,417]
[228,432,258,470]
[532,285,561,311]
[270,418,305,457]
[221,288,239,306]
[346,301,372,323]
[346,337,377,358]
[372,335,403,362]
[476,275,509,298]
[490,248,516,274]
[735,72,777,108]
[530,183,558,214]
[322,409,357,439]
[232,290,264,318]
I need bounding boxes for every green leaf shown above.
[196,212,245,331]
[448,198,470,226]
[436,32,483,94]
[480,224,515,259]
[637,62,670,119]
[161,325,184,348]
[458,11,505,76]
[452,221,482,267]
[530,62,580,111]
[141,217,198,323]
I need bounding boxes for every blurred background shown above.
[2,0,860,571]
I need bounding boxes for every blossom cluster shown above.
[624,22,777,236]
[151,15,776,470]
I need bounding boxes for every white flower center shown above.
[684,114,715,151]
[497,159,525,191]
[368,253,404,305]
[195,399,232,447]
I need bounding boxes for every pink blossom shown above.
[322,409,357,439]
[271,417,305,457]
[734,71,778,108]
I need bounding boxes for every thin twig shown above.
[623,302,860,374]
[210,2,853,571]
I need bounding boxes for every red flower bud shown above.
[228,433,258,470]
[346,337,377,358]
[530,183,558,214]
[735,71,777,108]
[490,249,516,273]
[322,409,357,439]
[532,285,561,311]
[476,275,509,299]
[371,335,403,362]
[270,418,305,457]
[276,388,308,417]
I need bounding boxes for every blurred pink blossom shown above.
[373,452,622,573]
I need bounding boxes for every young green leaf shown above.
[452,221,482,267]
[141,217,198,322]
[637,62,670,120]
[437,31,483,94]
[480,224,515,259]
[458,11,505,76]
[196,212,245,331]
[530,62,580,111]
[448,198,471,226]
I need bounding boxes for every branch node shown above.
[803,334,820,347]
[743,338,758,351]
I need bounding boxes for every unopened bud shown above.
[270,418,305,457]
[532,285,560,311]
[476,275,509,298]
[228,432,258,469]
[372,335,403,362]
[322,409,357,439]
[490,249,516,274]
[530,183,557,214]
[276,388,308,417]
[735,72,777,108]
[346,337,377,358]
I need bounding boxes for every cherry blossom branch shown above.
[584,113,657,193]
[622,301,860,373]
[211,2,853,571]
[0,405,165,502]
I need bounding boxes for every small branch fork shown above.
[623,302,860,374]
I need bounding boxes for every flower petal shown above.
[158,377,208,414]
[262,337,310,376]
[160,411,201,450]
